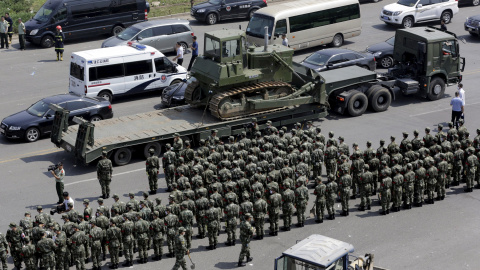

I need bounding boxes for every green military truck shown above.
[275,234,388,270]
[50,26,463,165]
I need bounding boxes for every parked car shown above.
[459,0,479,6]
[1,94,113,142]
[300,48,376,72]
[161,82,187,107]
[380,0,459,28]
[465,15,480,36]
[366,36,395,68]
[191,0,267,25]
[102,19,193,54]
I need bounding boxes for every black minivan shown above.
[25,0,150,48]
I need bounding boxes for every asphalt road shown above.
[1,1,480,269]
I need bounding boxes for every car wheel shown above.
[441,11,452,24]
[111,25,124,36]
[380,56,394,68]
[206,13,218,25]
[473,0,480,6]
[331,34,343,47]
[347,92,368,117]
[90,115,103,122]
[248,9,258,19]
[25,127,40,142]
[40,35,54,48]
[113,147,132,166]
[180,42,188,54]
[427,77,445,101]
[402,16,414,28]
[98,91,113,103]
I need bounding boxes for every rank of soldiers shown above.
[2,119,480,270]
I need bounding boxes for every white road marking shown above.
[65,168,145,186]
[409,101,480,117]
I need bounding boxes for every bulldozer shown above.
[185,27,324,120]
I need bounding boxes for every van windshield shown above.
[397,0,418,7]
[246,14,274,39]
[70,62,85,81]
[33,2,59,23]
[117,26,141,40]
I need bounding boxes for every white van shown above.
[246,0,362,51]
[69,42,187,102]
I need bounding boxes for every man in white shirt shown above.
[458,83,465,120]
[282,34,289,47]
[173,42,184,66]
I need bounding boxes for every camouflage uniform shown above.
[313,179,326,222]
[71,226,87,270]
[205,200,219,250]
[339,174,352,216]
[358,165,372,211]
[252,192,267,238]
[465,150,479,192]
[238,214,254,267]
[436,155,448,200]
[146,149,160,193]
[89,221,104,269]
[414,161,426,206]
[179,204,194,249]
[37,234,56,270]
[281,183,295,230]
[54,229,68,270]
[20,238,35,270]
[267,187,282,235]
[391,169,404,212]
[97,152,113,199]
[380,177,392,215]
[426,163,438,204]
[162,146,176,191]
[135,215,150,263]
[172,228,188,270]
[0,232,9,270]
[164,209,179,257]
[6,223,24,269]
[325,175,338,220]
[224,199,240,246]
[150,212,166,260]
[403,164,415,208]
[294,179,309,226]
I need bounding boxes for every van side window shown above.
[138,28,154,39]
[96,64,124,80]
[111,0,137,14]
[154,26,173,36]
[172,24,189,34]
[154,57,167,72]
[124,60,153,76]
[72,4,109,20]
[274,19,287,36]
[54,7,67,22]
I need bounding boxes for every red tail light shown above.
[108,104,112,109]
[374,57,376,62]
[191,32,194,36]
[263,0,267,3]
[84,85,88,94]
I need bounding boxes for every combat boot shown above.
[149,190,155,195]
[286,227,291,231]
[109,264,115,269]
[206,245,214,250]
[225,241,232,246]
[315,219,321,223]
[381,210,386,215]
[60,53,63,61]
[232,240,236,246]
[390,207,397,212]
[350,195,356,200]
[269,231,275,236]
[137,259,143,264]
[341,210,347,216]
[213,244,217,249]
[346,210,349,216]
[122,261,130,267]
[247,257,253,262]
[295,223,302,227]
[85,258,89,264]
[358,206,365,211]
[386,209,390,214]
[238,260,246,267]
[144,258,148,263]
[367,205,371,210]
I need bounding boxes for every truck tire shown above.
[365,85,383,104]
[114,147,132,166]
[427,77,445,101]
[347,92,368,117]
[369,88,391,112]
[143,142,162,159]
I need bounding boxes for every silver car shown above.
[101,19,193,54]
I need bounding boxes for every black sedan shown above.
[366,36,395,68]
[161,82,187,107]
[1,94,113,142]
[459,0,479,6]
[300,48,376,72]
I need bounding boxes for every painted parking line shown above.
[0,148,63,164]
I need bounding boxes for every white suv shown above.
[380,0,459,28]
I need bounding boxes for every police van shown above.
[69,43,187,102]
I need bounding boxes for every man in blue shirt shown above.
[450,91,464,129]
[187,36,199,71]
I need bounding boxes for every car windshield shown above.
[246,14,274,39]
[27,100,51,117]
[397,0,418,7]
[33,2,58,23]
[208,0,222,4]
[303,53,331,67]
[117,27,141,40]
[386,36,395,46]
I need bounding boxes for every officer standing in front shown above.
[55,25,65,61]
[238,213,254,267]
[146,148,160,194]
[0,16,8,49]
[97,151,113,199]
[172,227,189,270]
[51,162,65,204]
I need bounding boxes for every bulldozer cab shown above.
[203,29,247,64]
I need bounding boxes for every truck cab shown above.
[275,235,387,270]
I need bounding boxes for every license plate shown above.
[382,16,390,20]
[0,128,4,134]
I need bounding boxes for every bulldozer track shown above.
[209,81,293,120]
[184,79,200,104]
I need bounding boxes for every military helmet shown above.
[380,139,385,143]
[178,227,186,233]
[459,119,464,124]
[438,124,443,129]
[352,142,358,147]
[328,131,334,137]
[413,130,419,135]
[102,150,107,156]
[327,174,335,181]
[24,236,30,242]
[338,136,344,141]
[364,164,369,170]
[37,205,43,210]
[128,192,135,197]
[25,211,31,216]
[181,201,188,208]
[165,143,171,148]
[83,199,90,204]
[366,141,372,146]
[407,163,413,169]
[98,198,104,203]
[390,136,395,140]
[402,132,408,136]
[244,213,253,219]
[67,202,73,207]
[9,222,16,228]
[283,182,290,189]
[112,194,119,199]
[425,127,431,132]
[174,133,180,137]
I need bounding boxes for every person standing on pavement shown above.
[440,19,447,31]
[187,36,198,71]
[450,91,463,129]
[173,42,184,66]
[238,213,254,267]
[458,83,465,120]
[0,16,9,49]
[4,13,13,44]
[281,34,288,47]
[54,25,65,61]
[97,151,113,199]
[51,162,65,204]
[18,18,25,50]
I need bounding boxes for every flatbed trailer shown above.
[50,103,327,165]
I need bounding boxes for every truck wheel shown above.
[331,34,343,47]
[369,88,391,112]
[402,16,414,28]
[427,77,445,101]
[206,13,218,25]
[98,91,113,103]
[441,11,452,24]
[347,92,368,117]
[143,142,162,159]
[114,148,132,166]
[40,35,54,48]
